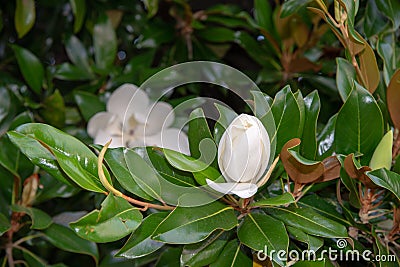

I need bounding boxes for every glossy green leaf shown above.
[117,212,167,258]
[210,240,252,267]
[55,63,94,81]
[15,0,35,38]
[251,192,295,207]
[375,0,400,29]
[93,14,117,71]
[336,58,356,102]
[163,148,222,185]
[340,0,363,44]
[254,0,273,32]
[316,114,337,160]
[43,223,99,264]
[152,202,237,244]
[270,85,301,153]
[0,136,23,177]
[21,247,47,267]
[143,0,158,18]
[181,230,230,267]
[377,37,396,87]
[367,168,400,200]
[70,193,142,243]
[281,0,312,18]
[0,212,10,235]
[335,84,384,165]
[70,0,86,33]
[12,45,44,94]
[234,31,272,66]
[299,194,350,226]
[35,173,80,204]
[65,35,92,75]
[39,90,65,128]
[11,204,52,229]
[300,91,320,159]
[363,0,387,38]
[99,146,153,200]
[74,91,105,121]
[238,213,288,266]
[188,108,217,168]
[293,260,327,267]
[286,226,324,252]
[369,130,393,171]
[12,123,109,192]
[154,246,182,267]
[197,27,235,43]
[213,103,237,146]
[7,131,72,185]
[267,206,348,238]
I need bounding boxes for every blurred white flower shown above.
[206,114,271,198]
[87,83,189,154]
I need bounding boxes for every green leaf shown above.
[12,123,109,192]
[0,212,10,235]
[12,45,44,94]
[340,0,363,43]
[74,91,105,121]
[363,0,387,38]
[300,91,320,159]
[298,194,350,226]
[367,168,400,200]
[99,146,154,200]
[54,63,94,81]
[181,230,231,267]
[286,226,324,252]
[152,202,237,244]
[238,213,288,266]
[15,0,35,38]
[70,193,142,243]
[143,0,159,18]
[270,85,301,153]
[117,212,167,258]
[21,247,47,267]
[154,246,182,267]
[375,0,400,29]
[35,172,80,203]
[336,58,356,102]
[251,192,295,207]
[7,131,71,185]
[335,84,384,165]
[293,260,327,267]
[11,204,52,230]
[267,206,348,238]
[188,108,217,168]
[69,0,86,33]
[163,148,222,185]
[65,35,92,75]
[93,14,117,71]
[254,0,273,33]
[210,240,252,267]
[197,27,235,43]
[39,90,65,128]
[213,103,237,146]
[316,114,337,160]
[44,223,99,265]
[281,0,312,18]
[369,130,393,171]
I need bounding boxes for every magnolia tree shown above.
[1,0,400,267]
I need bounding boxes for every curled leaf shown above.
[281,138,340,185]
[344,154,376,188]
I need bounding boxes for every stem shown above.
[13,234,44,247]
[98,140,174,211]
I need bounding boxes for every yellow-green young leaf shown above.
[387,69,400,130]
[15,0,36,38]
[369,130,393,171]
[69,0,86,33]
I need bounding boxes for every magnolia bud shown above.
[207,114,271,198]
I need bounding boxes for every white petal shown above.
[94,131,123,148]
[87,112,115,138]
[206,179,258,198]
[145,128,190,155]
[134,101,175,136]
[107,83,149,121]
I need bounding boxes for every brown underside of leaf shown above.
[387,69,400,130]
[343,154,377,188]
[358,39,380,94]
[281,138,340,185]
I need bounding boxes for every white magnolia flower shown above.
[206,114,271,198]
[87,83,189,154]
